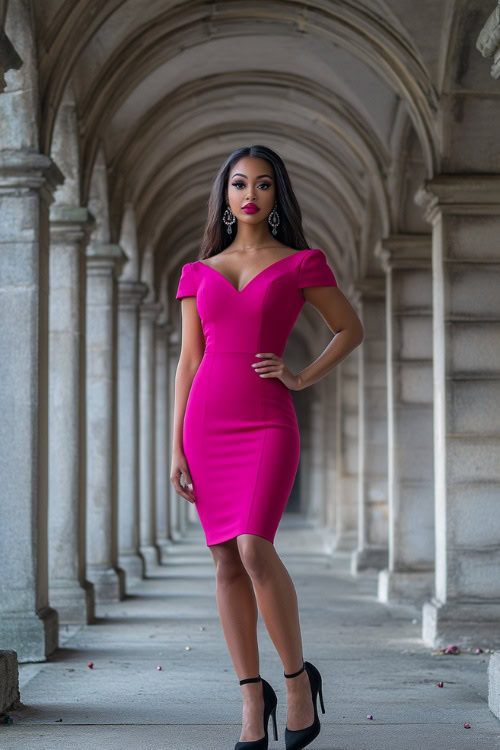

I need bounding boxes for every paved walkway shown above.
[4,520,500,749]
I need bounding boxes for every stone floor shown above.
[3,519,500,749]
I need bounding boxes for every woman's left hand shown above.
[251,352,300,391]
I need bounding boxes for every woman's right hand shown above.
[170,450,196,504]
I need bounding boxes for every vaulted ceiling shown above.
[32,0,491,287]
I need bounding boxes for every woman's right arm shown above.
[170,295,205,504]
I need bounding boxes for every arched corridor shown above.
[1,0,500,738]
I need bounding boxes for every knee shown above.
[238,538,269,583]
[212,549,246,585]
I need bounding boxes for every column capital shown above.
[85,242,128,276]
[0,150,64,202]
[49,205,95,247]
[118,280,149,309]
[476,1,500,79]
[156,320,175,336]
[139,300,163,323]
[348,277,385,301]
[415,175,500,224]
[375,234,432,273]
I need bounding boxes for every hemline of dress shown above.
[205,530,276,547]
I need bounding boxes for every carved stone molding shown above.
[477,1,500,79]
[374,234,432,273]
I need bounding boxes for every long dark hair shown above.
[199,145,310,259]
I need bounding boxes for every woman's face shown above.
[225,156,276,226]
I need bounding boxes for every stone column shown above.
[85,242,126,602]
[351,280,388,574]
[168,329,183,541]
[323,368,338,543]
[334,349,359,551]
[48,205,95,622]
[416,175,500,648]
[0,152,61,660]
[375,235,434,604]
[117,279,148,583]
[306,397,326,523]
[155,321,175,560]
[139,300,163,568]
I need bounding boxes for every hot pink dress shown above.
[175,248,338,546]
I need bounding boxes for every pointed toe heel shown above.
[284,660,325,750]
[234,674,279,750]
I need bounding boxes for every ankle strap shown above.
[239,675,261,685]
[284,662,305,678]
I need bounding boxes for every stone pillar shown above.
[48,205,95,623]
[139,300,163,568]
[155,321,175,559]
[85,242,126,602]
[489,652,500,720]
[305,397,325,523]
[375,235,435,604]
[323,368,338,543]
[117,279,148,583]
[334,350,359,552]
[351,279,388,574]
[416,175,500,648]
[0,152,61,660]
[168,329,183,541]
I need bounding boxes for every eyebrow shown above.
[231,173,273,180]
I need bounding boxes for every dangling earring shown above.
[268,202,280,236]
[223,203,236,235]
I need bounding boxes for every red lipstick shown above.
[242,203,260,214]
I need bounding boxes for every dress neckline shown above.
[195,249,315,294]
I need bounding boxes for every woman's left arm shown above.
[292,286,364,391]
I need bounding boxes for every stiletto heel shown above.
[318,680,325,715]
[284,660,325,750]
[234,674,279,749]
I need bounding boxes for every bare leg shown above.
[236,534,314,731]
[208,538,265,742]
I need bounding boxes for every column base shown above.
[351,546,388,575]
[157,540,176,563]
[0,651,19,713]
[0,606,58,663]
[169,530,184,542]
[332,530,357,552]
[378,568,434,604]
[422,597,500,649]
[86,566,125,603]
[488,652,500,720]
[49,580,95,624]
[140,544,160,572]
[119,552,145,583]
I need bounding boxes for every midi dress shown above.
[175,247,338,546]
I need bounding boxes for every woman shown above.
[171,145,364,750]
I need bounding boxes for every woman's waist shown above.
[202,349,284,358]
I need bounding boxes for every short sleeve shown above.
[298,249,337,289]
[176,263,197,299]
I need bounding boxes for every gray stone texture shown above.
[375,235,435,605]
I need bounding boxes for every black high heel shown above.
[234,674,279,750]
[284,661,325,750]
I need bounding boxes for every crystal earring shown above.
[268,202,280,236]
[223,203,236,234]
